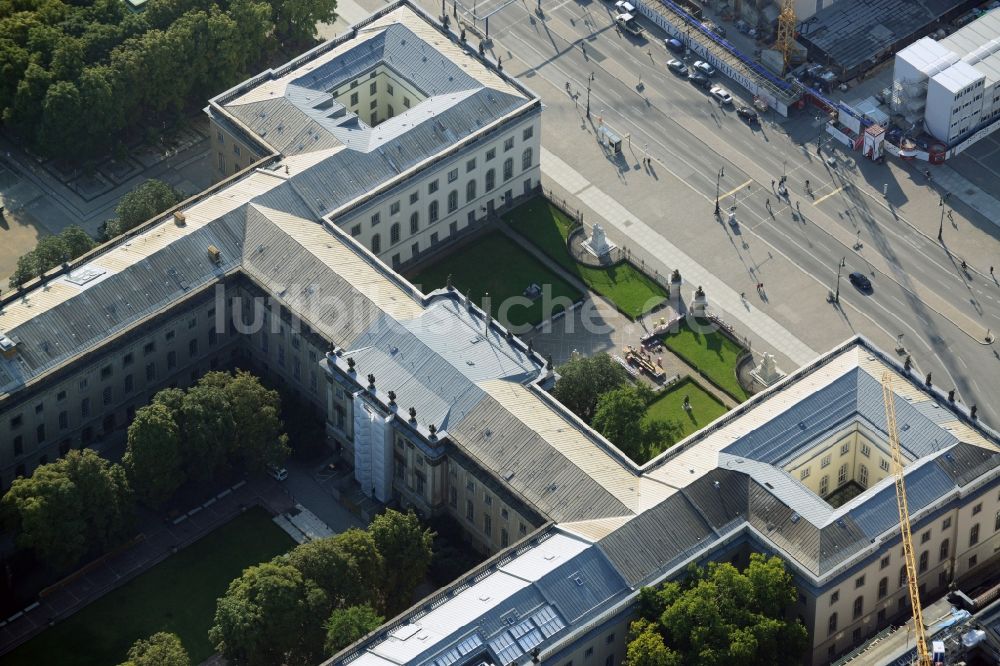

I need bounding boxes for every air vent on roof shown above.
[0,333,19,358]
[207,245,221,264]
[174,211,186,226]
[764,482,774,489]
[790,513,800,524]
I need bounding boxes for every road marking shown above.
[813,186,844,205]
[720,180,752,200]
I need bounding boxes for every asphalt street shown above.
[412,0,1000,421]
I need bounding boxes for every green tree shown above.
[223,370,289,473]
[38,80,83,159]
[368,509,434,614]
[106,179,180,238]
[267,0,337,46]
[123,402,186,507]
[60,225,96,259]
[632,554,808,666]
[591,385,679,463]
[624,620,681,666]
[209,561,329,666]
[285,528,383,609]
[325,604,383,656]
[552,353,629,422]
[118,631,190,666]
[0,450,132,570]
[32,233,70,273]
[180,382,235,483]
[9,252,38,288]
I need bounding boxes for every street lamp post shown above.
[715,167,724,215]
[586,72,594,118]
[938,193,950,241]
[835,256,845,303]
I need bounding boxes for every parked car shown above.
[710,85,733,105]
[614,0,636,12]
[667,58,688,75]
[688,72,711,89]
[849,272,873,293]
[693,60,716,76]
[665,37,684,52]
[736,106,758,123]
[267,463,289,481]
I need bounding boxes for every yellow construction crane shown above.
[882,371,932,666]
[774,0,796,74]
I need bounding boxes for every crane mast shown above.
[881,371,932,666]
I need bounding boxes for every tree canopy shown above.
[209,561,329,666]
[8,225,95,288]
[369,509,435,615]
[591,384,680,463]
[552,353,629,422]
[104,179,180,239]
[123,401,185,507]
[0,449,133,570]
[0,0,330,161]
[324,604,384,656]
[118,632,190,666]
[628,554,808,666]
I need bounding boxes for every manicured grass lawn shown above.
[2,507,294,666]
[660,318,750,402]
[644,378,729,456]
[504,198,667,319]
[409,230,582,328]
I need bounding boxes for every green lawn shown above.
[660,318,750,402]
[2,507,294,666]
[644,378,729,456]
[409,230,582,328]
[504,198,667,319]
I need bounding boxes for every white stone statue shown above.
[752,351,785,386]
[585,223,616,257]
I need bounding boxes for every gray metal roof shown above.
[797,0,966,73]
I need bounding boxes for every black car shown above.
[665,37,684,53]
[849,272,872,293]
[736,106,758,123]
[688,72,711,89]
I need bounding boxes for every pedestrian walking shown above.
[771,179,775,190]
[765,198,770,209]
[991,266,995,275]
[740,291,745,299]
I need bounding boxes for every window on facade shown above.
[403,96,411,108]
[466,158,476,172]
[943,517,952,530]
[838,463,848,486]
[390,201,400,215]
[448,190,458,213]
[880,554,891,569]
[860,443,871,457]
[800,467,810,480]
[485,169,495,192]
[523,126,534,141]
[522,148,532,171]
[409,191,419,205]
[449,486,457,508]
[830,590,839,604]
[57,390,66,402]
[920,530,931,544]
[970,524,980,546]
[939,538,950,562]
[81,397,90,417]
[58,410,68,430]
[371,212,381,227]
[189,339,198,357]
[369,81,377,95]
[409,212,419,235]
[973,503,982,516]
[918,550,929,573]
[484,514,491,537]
[899,565,907,588]
[103,386,112,405]
[486,147,496,161]
[880,459,890,472]
[841,442,850,455]
[371,234,381,254]
[852,596,863,620]
[429,201,439,223]
[503,136,514,152]
[855,575,865,589]
[466,499,474,521]
[388,223,400,245]
[10,414,22,429]
[877,577,888,599]
[501,528,508,547]
[519,522,527,536]
[101,365,112,379]
[821,454,831,468]
[858,464,868,487]
[447,168,458,183]
[466,180,476,202]
[350,92,358,106]
[503,158,513,181]
[828,613,837,635]
[819,475,829,496]
[969,554,978,568]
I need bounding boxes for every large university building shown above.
[1,3,998,666]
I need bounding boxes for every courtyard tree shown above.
[368,509,434,614]
[591,385,680,462]
[222,370,290,473]
[118,631,191,666]
[325,604,384,656]
[8,225,96,287]
[123,402,186,507]
[105,179,181,239]
[180,381,235,482]
[266,0,337,46]
[552,353,629,422]
[624,620,681,666]
[628,554,808,666]
[209,561,329,666]
[284,529,383,609]
[0,450,133,570]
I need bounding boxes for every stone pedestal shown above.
[669,269,682,301]
[584,223,617,258]
[751,352,785,387]
[691,286,707,316]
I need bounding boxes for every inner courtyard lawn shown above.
[660,318,750,402]
[2,507,294,666]
[409,230,582,328]
[643,378,729,457]
[504,198,667,319]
